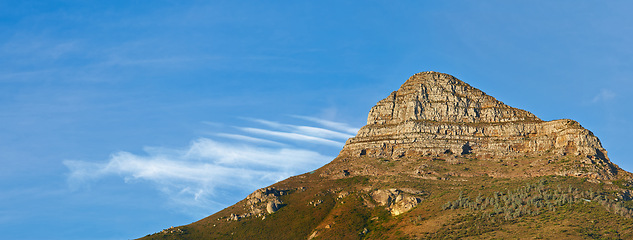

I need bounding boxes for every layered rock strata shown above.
[340,71,617,179]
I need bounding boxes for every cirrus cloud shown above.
[63,116,357,215]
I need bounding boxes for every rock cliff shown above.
[339,71,619,180]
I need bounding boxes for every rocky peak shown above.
[340,71,620,180]
[368,71,541,125]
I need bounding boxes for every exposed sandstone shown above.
[371,188,423,216]
[227,187,286,221]
[266,201,279,214]
[340,71,620,180]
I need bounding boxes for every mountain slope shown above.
[140,72,633,239]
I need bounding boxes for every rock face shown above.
[227,187,286,221]
[341,71,618,179]
[371,189,423,216]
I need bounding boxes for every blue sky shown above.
[2,1,632,239]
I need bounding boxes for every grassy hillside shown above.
[139,155,633,239]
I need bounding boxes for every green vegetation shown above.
[426,177,633,239]
[140,167,633,240]
[442,178,633,219]
[337,176,370,186]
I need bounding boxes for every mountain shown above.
[140,72,633,239]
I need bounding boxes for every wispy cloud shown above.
[247,118,354,139]
[239,127,345,147]
[64,138,332,215]
[247,118,358,139]
[291,115,360,134]
[592,89,616,103]
[64,116,359,215]
[293,126,353,139]
[214,133,285,146]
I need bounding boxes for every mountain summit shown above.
[367,71,539,124]
[340,71,618,180]
[142,72,633,240]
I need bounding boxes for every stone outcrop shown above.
[227,187,286,221]
[340,71,619,179]
[371,188,423,216]
[266,201,279,214]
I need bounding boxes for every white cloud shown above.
[592,89,616,103]
[293,125,354,139]
[291,115,360,134]
[64,138,332,214]
[214,133,285,146]
[246,118,287,130]
[245,118,355,139]
[63,116,358,215]
[239,127,345,147]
